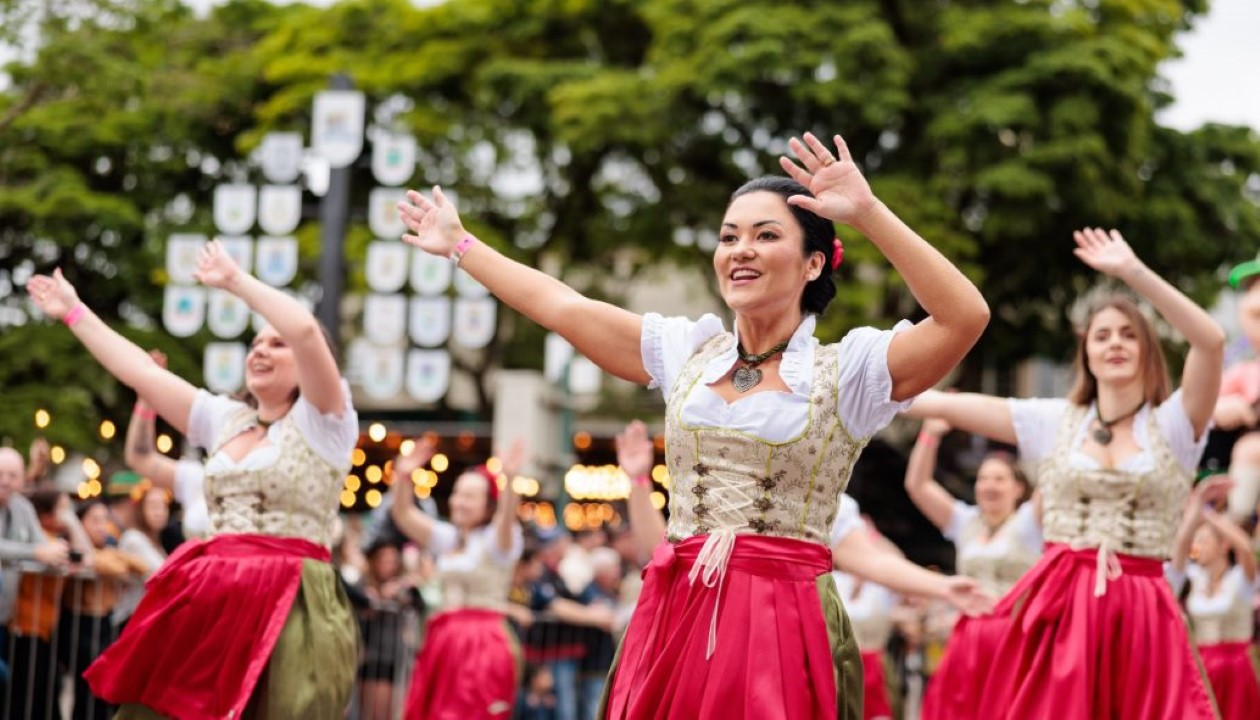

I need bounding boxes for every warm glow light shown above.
[650,491,666,510]
[50,446,65,464]
[573,431,592,450]
[156,434,173,453]
[340,490,355,508]
[82,458,101,479]
[653,434,666,451]
[368,423,387,442]
[564,464,632,500]
[365,489,382,508]
[400,439,415,456]
[651,464,668,484]
[365,466,383,484]
[414,485,431,499]
[410,469,424,485]
[563,503,584,531]
[351,448,366,467]
[457,430,475,449]
[345,475,361,492]
[485,457,502,475]
[431,453,449,473]
[99,420,116,440]
[87,479,102,496]
[424,470,439,488]
[77,482,90,499]
[34,409,50,429]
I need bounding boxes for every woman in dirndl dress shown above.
[397,131,990,719]
[907,227,1225,719]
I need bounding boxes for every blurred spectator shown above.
[113,484,170,629]
[103,471,141,540]
[355,539,422,720]
[558,528,605,595]
[576,547,624,719]
[516,663,559,720]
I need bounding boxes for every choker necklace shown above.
[1092,400,1145,445]
[732,339,790,393]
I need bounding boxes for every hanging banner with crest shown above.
[213,184,257,236]
[453,268,490,298]
[371,133,417,186]
[311,90,365,169]
[365,241,410,293]
[216,236,254,276]
[368,187,407,239]
[166,234,206,285]
[451,297,496,349]
[255,236,299,287]
[207,290,251,339]
[162,286,206,338]
[259,132,304,184]
[406,349,450,403]
[359,344,405,399]
[258,185,302,236]
[204,342,247,394]
[408,296,451,348]
[363,293,408,346]
[410,250,452,296]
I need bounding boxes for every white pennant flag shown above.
[259,132,304,184]
[258,185,302,236]
[216,236,254,275]
[452,297,496,349]
[204,342,247,394]
[255,236,299,287]
[453,268,490,298]
[410,250,452,296]
[207,290,251,339]
[213,184,257,235]
[368,187,407,239]
[311,90,365,169]
[408,296,451,348]
[166,234,206,285]
[365,241,410,293]
[360,344,405,399]
[406,349,451,403]
[163,286,206,338]
[363,293,408,345]
[371,133,417,186]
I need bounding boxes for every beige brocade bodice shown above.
[1188,567,1254,644]
[204,407,347,548]
[664,335,867,547]
[434,528,515,613]
[955,512,1042,597]
[1036,404,1191,559]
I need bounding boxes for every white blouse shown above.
[173,459,210,537]
[1007,390,1207,475]
[641,313,914,443]
[429,521,524,571]
[830,494,864,547]
[944,501,1043,558]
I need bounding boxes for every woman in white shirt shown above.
[29,240,359,719]
[1171,475,1259,720]
[906,229,1224,719]
[113,484,171,629]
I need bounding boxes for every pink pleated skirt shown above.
[920,611,1010,719]
[404,607,519,719]
[860,649,892,720]
[1198,641,1260,720]
[603,534,861,720]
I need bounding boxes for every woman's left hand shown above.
[27,268,82,320]
[192,239,243,289]
[1072,228,1143,279]
[778,132,879,227]
[942,576,996,617]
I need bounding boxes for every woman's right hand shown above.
[616,420,655,480]
[27,268,82,320]
[393,437,438,481]
[398,186,468,258]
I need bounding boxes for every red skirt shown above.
[966,543,1218,719]
[84,534,327,720]
[1199,641,1260,720]
[404,607,519,719]
[920,611,1010,718]
[604,534,850,720]
[860,649,892,720]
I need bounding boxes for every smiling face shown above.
[449,471,493,530]
[245,325,299,405]
[1084,306,1143,389]
[1069,297,1171,407]
[715,191,824,317]
[1191,524,1224,566]
[974,456,1025,518]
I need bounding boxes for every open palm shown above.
[193,240,242,289]
[1073,228,1140,277]
[398,187,466,258]
[616,420,655,479]
[27,268,80,320]
[778,132,878,226]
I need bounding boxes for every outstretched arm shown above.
[617,420,668,564]
[494,439,526,556]
[1171,476,1231,572]
[389,438,439,548]
[122,352,180,490]
[834,528,994,616]
[398,189,648,385]
[904,419,959,532]
[904,389,1018,445]
[1073,229,1224,437]
[27,269,200,434]
[1203,509,1258,584]
[780,132,990,402]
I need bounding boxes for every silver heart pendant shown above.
[733,366,762,393]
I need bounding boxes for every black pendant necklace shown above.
[1092,400,1145,445]
[732,339,790,393]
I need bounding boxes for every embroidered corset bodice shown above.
[955,513,1042,597]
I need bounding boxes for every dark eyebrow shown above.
[721,219,784,229]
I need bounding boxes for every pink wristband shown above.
[450,235,477,265]
[62,303,86,327]
[917,432,939,448]
[133,402,157,421]
[632,474,652,487]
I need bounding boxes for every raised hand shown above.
[778,132,879,227]
[192,240,242,289]
[921,417,951,438]
[1072,228,1142,278]
[942,576,996,617]
[393,436,437,482]
[398,186,467,258]
[616,420,655,480]
[498,437,530,481]
[27,268,82,320]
